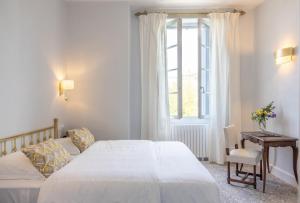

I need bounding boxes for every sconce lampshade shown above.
[61,80,74,90]
[59,80,75,99]
[275,47,294,65]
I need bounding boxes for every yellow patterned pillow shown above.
[68,128,95,152]
[22,139,71,177]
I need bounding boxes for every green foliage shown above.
[251,101,276,129]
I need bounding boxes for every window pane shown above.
[182,18,198,117]
[200,22,210,117]
[201,94,210,116]
[167,19,178,118]
[201,23,209,47]
[166,17,211,119]
[167,19,178,48]
[201,69,210,93]
[168,70,178,93]
[167,47,177,70]
[201,23,210,70]
[167,19,178,70]
[169,93,178,117]
[200,69,210,117]
[201,47,209,69]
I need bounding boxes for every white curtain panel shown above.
[139,13,170,141]
[208,13,241,164]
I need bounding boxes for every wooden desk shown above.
[241,131,298,193]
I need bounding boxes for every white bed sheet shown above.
[0,180,44,203]
[38,140,220,203]
[154,142,220,203]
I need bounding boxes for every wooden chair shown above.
[224,125,262,189]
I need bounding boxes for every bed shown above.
[0,119,220,203]
[0,180,43,203]
[0,119,59,203]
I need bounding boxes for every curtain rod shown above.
[134,8,246,17]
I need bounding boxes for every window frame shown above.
[167,17,210,120]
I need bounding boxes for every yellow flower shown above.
[256,109,263,115]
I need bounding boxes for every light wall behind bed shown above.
[63,2,130,140]
[0,0,66,138]
[0,0,131,142]
[0,119,59,156]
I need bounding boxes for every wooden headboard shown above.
[0,118,59,157]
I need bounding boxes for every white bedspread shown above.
[0,180,43,203]
[38,140,219,203]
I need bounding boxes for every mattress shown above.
[38,140,220,203]
[0,180,44,203]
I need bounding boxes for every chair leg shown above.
[253,165,257,189]
[240,163,243,172]
[260,160,263,180]
[236,163,239,176]
[227,162,231,184]
[227,162,259,188]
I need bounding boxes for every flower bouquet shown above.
[251,102,276,130]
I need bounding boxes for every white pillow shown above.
[0,151,45,180]
[55,137,80,156]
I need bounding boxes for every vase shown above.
[259,121,266,132]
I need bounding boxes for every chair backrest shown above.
[224,125,238,149]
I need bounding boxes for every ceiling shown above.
[66,0,265,9]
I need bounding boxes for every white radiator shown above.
[169,124,209,160]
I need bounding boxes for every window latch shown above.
[200,86,205,94]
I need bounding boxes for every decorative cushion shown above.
[22,139,71,177]
[55,137,80,156]
[226,148,262,165]
[68,128,95,152]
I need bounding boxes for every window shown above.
[167,17,211,119]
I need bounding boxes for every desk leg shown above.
[241,139,245,148]
[260,160,262,180]
[292,146,298,183]
[266,146,270,173]
[240,139,245,172]
[262,147,268,193]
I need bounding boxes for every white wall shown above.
[0,0,131,141]
[64,2,130,140]
[240,9,257,132]
[130,11,141,140]
[0,0,66,137]
[254,0,299,185]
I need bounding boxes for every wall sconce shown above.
[59,80,74,101]
[274,47,295,65]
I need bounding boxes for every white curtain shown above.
[208,13,241,164]
[139,13,170,141]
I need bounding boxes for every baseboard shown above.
[270,165,297,187]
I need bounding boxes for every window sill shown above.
[170,117,209,125]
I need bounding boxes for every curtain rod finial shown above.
[239,10,246,15]
[233,9,246,15]
[135,10,148,16]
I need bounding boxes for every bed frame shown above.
[0,118,59,157]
